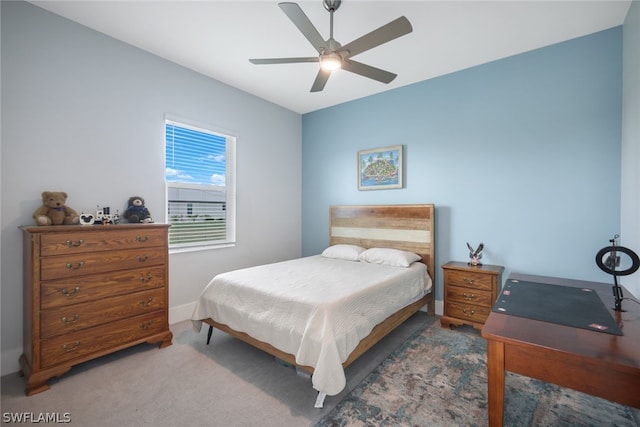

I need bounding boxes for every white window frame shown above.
[165,118,236,253]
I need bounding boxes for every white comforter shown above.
[191,255,432,396]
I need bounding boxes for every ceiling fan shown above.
[249,0,413,92]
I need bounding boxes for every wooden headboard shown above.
[329,204,435,282]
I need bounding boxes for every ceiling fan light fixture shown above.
[250,1,412,92]
[320,53,342,71]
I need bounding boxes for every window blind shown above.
[165,120,236,249]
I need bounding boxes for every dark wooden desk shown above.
[481,273,640,427]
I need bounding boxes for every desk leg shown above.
[486,340,505,427]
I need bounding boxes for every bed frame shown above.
[202,204,435,374]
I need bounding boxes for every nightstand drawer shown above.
[446,285,494,307]
[446,270,494,291]
[446,301,491,324]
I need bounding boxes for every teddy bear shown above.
[123,196,153,223]
[32,191,80,226]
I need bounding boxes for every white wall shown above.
[621,0,640,298]
[1,2,302,375]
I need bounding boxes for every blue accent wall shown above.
[302,28,622,300]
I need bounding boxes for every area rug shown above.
[315,319,638,427]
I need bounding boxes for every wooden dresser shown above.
[20,224,173,395]
[440,261,504,330]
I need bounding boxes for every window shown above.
[165,120,236,250]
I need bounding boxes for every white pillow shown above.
[321,244,366,261]
[358,248,421,267]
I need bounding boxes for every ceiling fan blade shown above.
[341,16,412,58]
[279,2,329,54]
[310,69,331,92]
[250,57,319,65]
[342,59,397,84]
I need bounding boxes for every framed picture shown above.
[358,145,404,190]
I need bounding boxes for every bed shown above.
[191,204,435,406]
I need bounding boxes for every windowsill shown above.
[169,242,236,255]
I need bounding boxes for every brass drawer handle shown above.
[140,320,154,330]
[61,314,80,324]
[62,341,80,352]
[136,235,149,242]
[65,239,84,247]
[462,277,475,285]
[139,274,154,283]
[136,255,148,262]
[140,297,153,307]
[462,308,476,317]
[65,261,85,270]
[462,292,476,300]
[60,286,81,296]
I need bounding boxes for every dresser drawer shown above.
[40,311,167,368]
[446,270,494,291]
[41,288,166,338]
[41,247,166,281]
[446,301,492,324]
[40,227,166,257]
[41,266,166,309]
[446,285,494,307]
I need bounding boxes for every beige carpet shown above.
[1,313,431,426]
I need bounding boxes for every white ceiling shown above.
[30,0,631,114]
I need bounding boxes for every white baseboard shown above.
[417,299,443,316]
[1,348,22,377]
[435,300,443,316]
[169,301,196,325]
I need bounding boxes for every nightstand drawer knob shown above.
[462,308,476,317]
[136,235,149,242]
[60,286,81,296]
[61,314,80,324]
[139,274,154,283]
[463,277,475,284]
[462,292,476,300]
[136,255,148,262]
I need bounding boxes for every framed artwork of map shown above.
[357,145,404,190]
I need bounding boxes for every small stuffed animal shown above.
[466,242,484,266]
[33,191,79,226]
[124,196,153,223]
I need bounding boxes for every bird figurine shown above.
[467,242,484,266]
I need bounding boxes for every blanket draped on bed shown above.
[192,255,431,396]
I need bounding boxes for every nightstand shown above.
[440,261,504,330]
